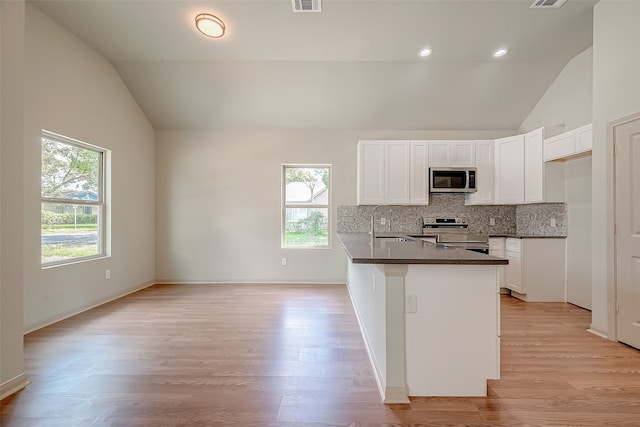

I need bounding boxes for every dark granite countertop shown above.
[384,231,567,239]
[488,234,567,239]
[337,233,508,265]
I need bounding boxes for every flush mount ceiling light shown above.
[493,48,510,58]
[195,13,225,38]
[418,48,432,58]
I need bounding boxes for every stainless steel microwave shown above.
[429,167,477,193]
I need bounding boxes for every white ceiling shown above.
[31,0,596,131]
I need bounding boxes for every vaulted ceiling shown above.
[31,0,596,131]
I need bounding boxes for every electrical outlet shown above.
[550,218,556,227]
[489,217,495,226]
[105,269,111,280]
[406,295,417,313]
[281,257,287,266]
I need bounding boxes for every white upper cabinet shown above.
[524,128,545,203]
[357,140,429,205]
[357,141,385,205]
[357,128,569,207]
[409,141,429,204]
[543,132,573,161]
[494,135,525,204]
[428,140,475,167]
[544,123,593,162]
[574,124,593,153]
[495,128,562,205]
[465,140,494,205]
[385,141,411,204]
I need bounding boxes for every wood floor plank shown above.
[2,284,640,426]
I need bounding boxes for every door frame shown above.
[611,111,640,342]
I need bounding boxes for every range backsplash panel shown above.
[337,194,566,237]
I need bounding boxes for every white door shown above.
[615,113,640,350]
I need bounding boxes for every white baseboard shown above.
[588,324,610,340]
[153,280,346,285]
[24,280,156,334]
[383,386,411,404]
[0,373,29,401]
[345,282,387,403]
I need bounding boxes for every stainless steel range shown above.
[422,217,490,254]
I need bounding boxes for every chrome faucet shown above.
[370,204,385,245]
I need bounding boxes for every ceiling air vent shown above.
[292,0,321,12]
[530,0,567,8]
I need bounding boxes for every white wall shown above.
[1,0,27,398]
[591,0,640,337]
[155,129,512,283]
[346,262,388,392]
[22,4,156,331]
[520,48,593,134]
[565,156,592,309]
[519,47,594,310]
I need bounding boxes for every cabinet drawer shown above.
[505,238,521,253]
[489,237,505,251]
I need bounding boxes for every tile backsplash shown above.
[337,194,566,236]
[515,203,567,236]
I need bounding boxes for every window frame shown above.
[41,130,107,267]
[281,164,332,249]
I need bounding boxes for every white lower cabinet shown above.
[489,237,506,291]
[504,237,566,302]
[504,239,523,293]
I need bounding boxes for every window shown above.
[282,165,330,248]
[41,131,106,266]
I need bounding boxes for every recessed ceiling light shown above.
[493,48,509,58]
[419,48,432,58]
[195,13,225,38]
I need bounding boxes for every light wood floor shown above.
[2,284,640,426]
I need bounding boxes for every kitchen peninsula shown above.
[338,232,507,403]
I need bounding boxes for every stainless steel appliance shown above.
[429,167,477,193]
[422,217,489,254]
